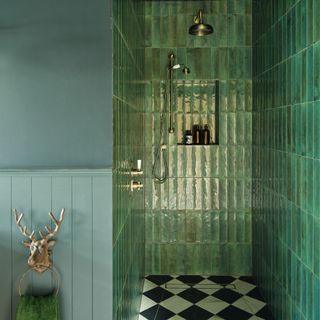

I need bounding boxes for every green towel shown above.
[16,294,59,320]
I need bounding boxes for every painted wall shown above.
[0,169,112,320]
[144,0,252,275]
[253,0,320,319]
[113,0,146,319]
[0,0,112,168]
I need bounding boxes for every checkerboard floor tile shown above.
[140,275,274,320]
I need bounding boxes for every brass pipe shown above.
[168,53,175,134]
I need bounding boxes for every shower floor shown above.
[139,275,273,320]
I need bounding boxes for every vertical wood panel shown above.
[0,171,111,320]
[72,177,93,320]
[0,177,12,319]
[52,177,73,319]
[31,177,52,295]
[11,177,32,317]
[92,175,112,320]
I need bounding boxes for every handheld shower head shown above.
[169,63,191,74]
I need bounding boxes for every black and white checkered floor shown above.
[139,275,274,320]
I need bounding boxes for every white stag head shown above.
[13,208,65,273]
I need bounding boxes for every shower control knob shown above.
[131,159,143,175]
[130,181,143,191]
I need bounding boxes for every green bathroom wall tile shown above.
[227,113,236,145]
[227,147,237,177]
[313,102,320,158]
[301,0,307,49]
[227,0,247,14]
[201,211,212,242]
[313,161,320,216]
[313,42,320,101]
[218,48,229,80]
[227,180,236,210]
[210,211,220,242]
[219,211,228,242]
[219,146,228,177]
[313,0,320,43]
[150,244,161,274]
[210,244,224,274]
[246,15,253,46]
[306,159,314,215]
[314,218,320,275]
[314,276,320,320]
[307,47,314,102]
[236,180,246,209]
[228,244,251,275]
[145,0,252,276]
[227,80,237,112]
[227,211,237,242]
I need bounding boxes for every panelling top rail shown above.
[13,208,65,273]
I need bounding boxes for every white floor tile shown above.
[232,296,253,312]
[243,295,266,314]
[138,315,148,320]
[231,279,256,295]
[169,315,185,320]
[196,296,229,314]
[195,279,223,295]
[162,278,189,294]
[139,295,157,312]
[143,279,158,293]
[160,295,193,314]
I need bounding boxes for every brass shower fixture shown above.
[189,10,213,36]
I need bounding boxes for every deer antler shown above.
[13,209,36,241]
[42,208,65,240]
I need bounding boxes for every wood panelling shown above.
[0,169,112,320]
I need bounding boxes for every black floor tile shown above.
[256,305,274,319]
[217,305,252,320]
[178,288,209,304]
[141,305,159,320]
[146,275,174,286]
[238,276,256,284]
[140,275,273,320]
[246,287,265,301]
[207,275,236,285]
[144,287,174,303]
[179,305,213,320]
[212,288,243,304]
[176,275,205,285]
[154,305,175,320]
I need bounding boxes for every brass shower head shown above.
[189,10,213,36]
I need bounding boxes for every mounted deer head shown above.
[13,208,65,273]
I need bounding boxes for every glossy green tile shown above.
[113,0,146,318]
[144,0,252,276]
[253,0,320,319]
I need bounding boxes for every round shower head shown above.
[189,10,213,36]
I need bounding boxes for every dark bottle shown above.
[192,125,201,144]
[203,125,211,145]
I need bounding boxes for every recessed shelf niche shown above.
[174,79,219,146]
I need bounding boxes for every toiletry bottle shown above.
[192,125,201,144]
[185,130,193,145]
[203,124,211,145]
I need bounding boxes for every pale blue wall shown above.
[0,169,112,320]
[0,0,112,168]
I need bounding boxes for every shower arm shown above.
[168,53,175,134]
